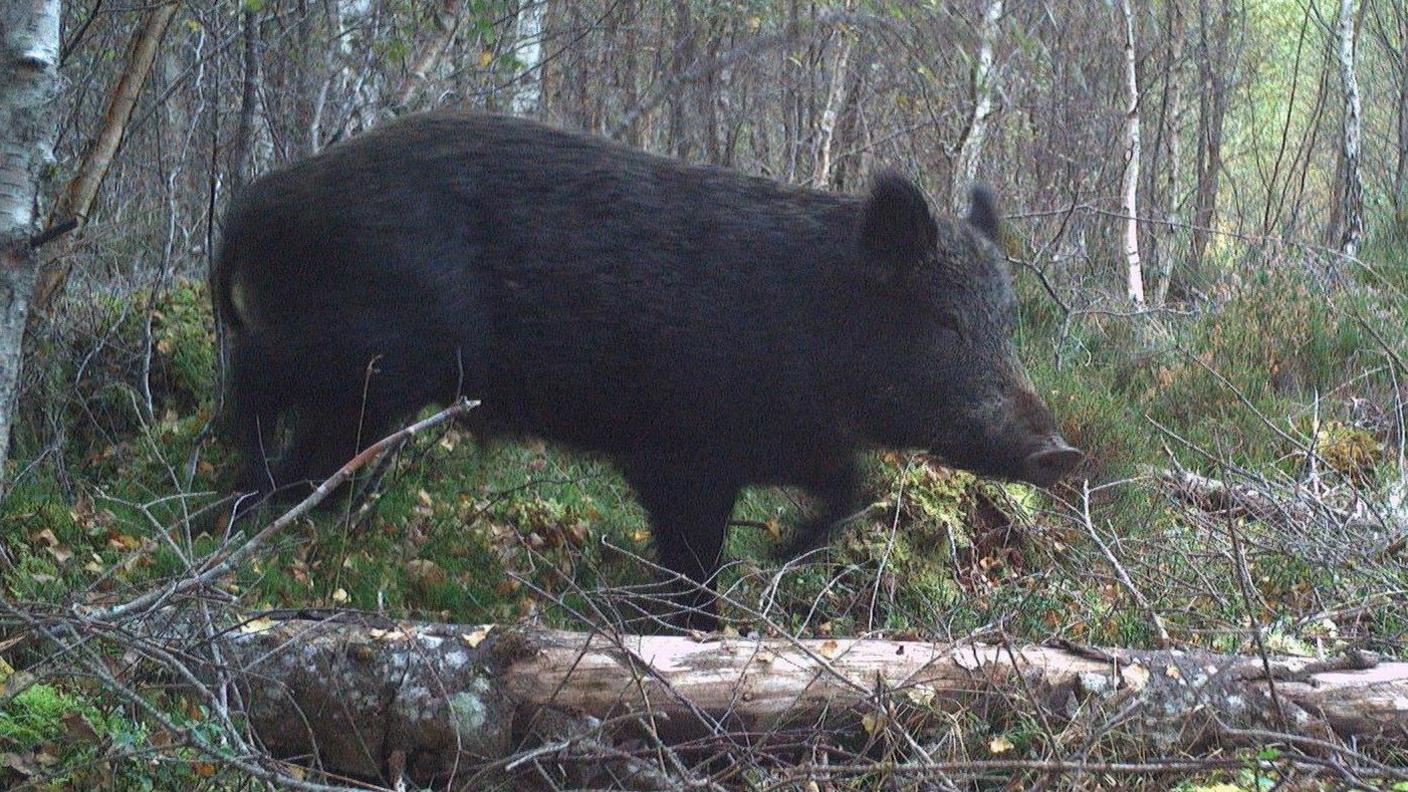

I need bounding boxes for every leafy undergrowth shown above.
[2,239,1407,789]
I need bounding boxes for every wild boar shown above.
[213,112,1081,628]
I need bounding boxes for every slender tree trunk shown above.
[699,16,723,164]
[0,0,62,477]
[32,0,179,311]
[229,8,261,197]
[666,0,694,158]
[951,0,1003,212]
[510,0,544,116]
[620,0,641,146]
[782,0,800,181]
[1150,0,1183,306]
[1119,0,1144,304]
[391,1,462,111]
[812,27,853,187]
[1191,0,1228,266]
[1395,5,1408,229]
[1335,0,1363,259]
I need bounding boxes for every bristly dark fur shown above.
[967,184,1001,244]
[213,111,1075,630]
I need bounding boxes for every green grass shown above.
[3,239,1407,787]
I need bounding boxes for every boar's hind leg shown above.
[773,460,861,562]
[628,468,740,632]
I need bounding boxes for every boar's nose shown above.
[1020,436,1083,487]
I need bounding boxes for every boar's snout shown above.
[1018,435,1083,488]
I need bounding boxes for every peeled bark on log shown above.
[144,614,1408,783]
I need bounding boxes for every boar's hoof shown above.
[1020,437,1083,487]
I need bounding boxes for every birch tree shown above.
[811,27,853,187]
[510,0,545,115]
[951,0,1003,213]
[32,0,178,311]
[0,0,61,477]
[1336,0,1364,259]
[1119,0,1144,304]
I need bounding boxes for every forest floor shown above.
[3,236,1407,789]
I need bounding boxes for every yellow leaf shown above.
[905,685,935,707]
[462,625,493,648]
[989,736,1015,754]
[1121,662,1150,692]
[478,51,494,68]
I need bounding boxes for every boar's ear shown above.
[860,171,938,268]
[967,184,1002,244]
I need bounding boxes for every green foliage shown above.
[0,678,227,790]
[4,236,1408,785]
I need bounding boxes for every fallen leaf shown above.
[905,685,936,707]
[462,625,493,648]
[62,712,98,742]
[989,736,1015,754]
[331,588,349,604]
[1122,662,1150,692]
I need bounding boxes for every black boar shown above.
[214,111,1081,629]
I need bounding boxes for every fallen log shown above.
[138,613,1408,783]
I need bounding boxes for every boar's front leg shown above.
[773,459,861,561]
[627,466,740,632]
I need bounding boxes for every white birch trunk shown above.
[811,30,853,187]
[1336,0,1364,259]
[510,0,545,115]
[0,0,62,476]
[951,0,1003,212]
[1119,0,1145,304]
[330,0,377,143]
[391,1,463,110]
